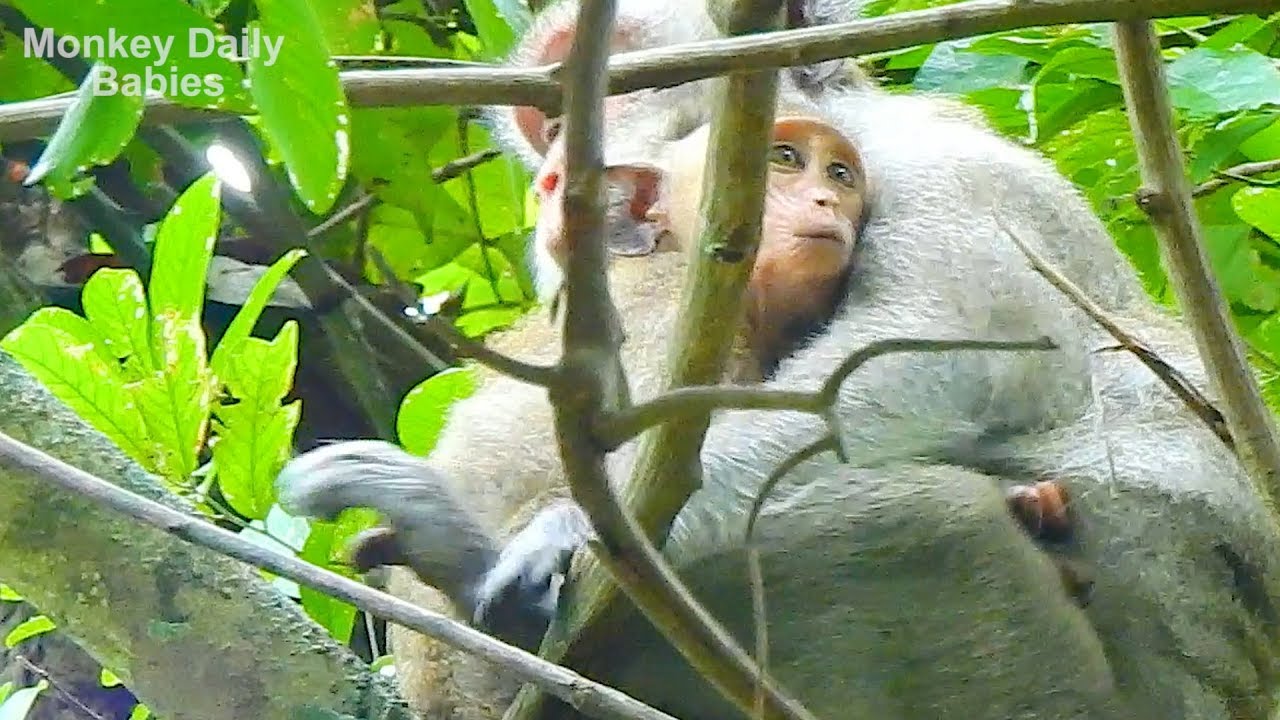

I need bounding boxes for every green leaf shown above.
[10,0,250,111]
[0,30,73,102]
[1167,47,1280,117]
[1233,186,1280,239]
[299,513,375,642]
[313,0,381,54]
[1,309,154,467]
[913,40,1027,93]
[463,0,525,57]
[127,703,152,720]
[4,616,55,648]
[397,367,478,456]
[211,248,307,377]
[82,268,154,378]
[1031,80,1124,143]
[1239,118,1280,161]
[1034,46,1119,85]
[1201,15,1273,52]
[455,306,525,337]
[99,669,122,688]
[1187,112,1278,183]
[25,65,143,188]
[211,323,301,520]
[137,174,221,480]
[0,681,47,720]
[0,585,21,602]
[248,0,351,214]
[150,174,221,324]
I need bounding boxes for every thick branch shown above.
[1114,21,1280,514]
[0,355,411,720]
[0,425,679,720]
[1,0,1274,142]
[541,2,815,720]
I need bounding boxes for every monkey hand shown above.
[276,440,499,615]
[471,501,593,648]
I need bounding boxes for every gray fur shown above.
[277,2,1280,719]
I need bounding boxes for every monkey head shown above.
[746,114,869,373]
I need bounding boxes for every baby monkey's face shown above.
[763,116,868,262]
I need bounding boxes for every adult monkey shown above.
[282,99,875,717]
[285,4,1280,720]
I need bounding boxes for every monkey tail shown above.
[276,440,498,613]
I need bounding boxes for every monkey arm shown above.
[277,441,498,622]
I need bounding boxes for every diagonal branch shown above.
[535,2,818,720]
[0,429,677,720]
[595,337,1056,448]
[998,217,1233,448]
[1114,20,1280,515]
[1,0,1274,142]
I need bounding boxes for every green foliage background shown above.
[0,0,1278,716]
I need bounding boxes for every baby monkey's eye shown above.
[827,161,857,188]
[769,143,803,169]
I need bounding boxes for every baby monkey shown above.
[550,111,873,381]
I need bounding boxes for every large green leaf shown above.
[0,31,72,102]
[25,65,144,188]
[914,40,1027,93]
[10,0,250,110]
[463,0,525,58]
[212,323,301,521]
[1187,112,1278,183]
[1167,47,1280,117]
[81,268,154,379]
[210,248,307,377]
[1,309,153,467]
[1234,186,1280,240]
[248,0,351,214]
[139,173,222,480]
[312,0,381,54]
[149,173,221,325]
[397,367,478,456]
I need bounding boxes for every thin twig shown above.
[1192,158,1280,197]
[0,430,678,720]
[744,434,839,719]
[12,655,109,720]
[2,0,1274,142]
[1114,20,1280,515]
[433,149,503,184]
[595,337,1056,448]
[366,248,558,386]
[998,218,1232,448]
[308,192,379,238]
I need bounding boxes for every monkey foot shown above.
[1006,480,1073,542]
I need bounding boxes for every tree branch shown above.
[1191,158,1280,197]
[1,0,1273,142]
[0,426,681,720]
[998,217,1233,449]
[1114,20,1280,515]
[531,2,817,720]
[594,337,1055,448]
